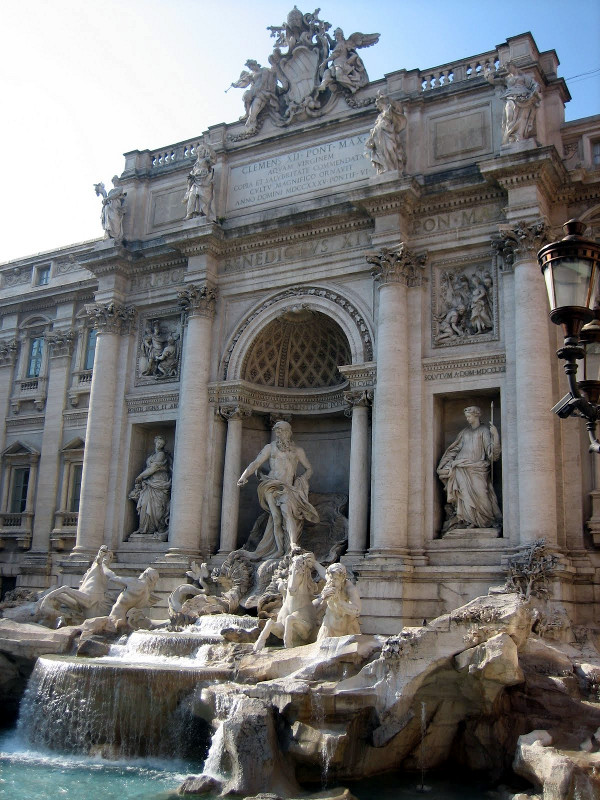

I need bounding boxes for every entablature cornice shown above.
[414,186,506,218]
[338,362,376,389]
[350,177,422,217]
[208,379,349,415]
[478,146,569,198]
[218,215,373,259]
[555,181,600,206]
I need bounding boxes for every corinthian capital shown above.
[493,219,550,267]
[177,284,218,318]
[85,302,137,335]
[367,244,427,287]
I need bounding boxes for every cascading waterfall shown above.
[17,655,209,760]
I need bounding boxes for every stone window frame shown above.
[34,264,51,286]
[51,437,85,550]
[11,315,52,413]
[0,440,40,549]
[68,311,97,407]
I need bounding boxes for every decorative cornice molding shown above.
[208,380,348,415]
[126,392,179,415]
[85,301,137,335]
[367,244,428,287]
[337,362,376,389]
[177,283,218,318]
[422,352,506,382]
[45,329,76,358]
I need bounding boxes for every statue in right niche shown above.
[437,405,502,532]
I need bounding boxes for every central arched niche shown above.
[236,309,355,546]
[241,309,351,389]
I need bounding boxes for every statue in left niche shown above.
[94,176,126,242]
[183,144,216,221]
[129,435,172,540]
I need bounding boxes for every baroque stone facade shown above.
[0,20,599,632]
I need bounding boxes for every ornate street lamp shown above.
[538,219,600,451]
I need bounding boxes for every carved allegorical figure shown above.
[437,406,502,532]
[318,27,379,94]
[237,420,319,560]
[365,91,407,174]
[183,144,216,220]
[313,562,361,639]
[129,435,172,539]
[230,58,282,131]
[37,545,117,627]
[94,176,126,242]
[230,8,380,135]
[435,269,494,343]
[485,61,541,145]
[253,548,322,650]
[106,567,160,631]
[140,320,180,380]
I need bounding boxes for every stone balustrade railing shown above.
[419,51,500,92]
[149,139,203,169]
[0,512,33,549]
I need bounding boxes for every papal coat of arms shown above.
[229,6,379,136]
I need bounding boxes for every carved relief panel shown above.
[431,258,498,347]
[135,309,184,386]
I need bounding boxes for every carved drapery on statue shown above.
[365,91,407,175]
[229,7,379,136]
[183,144,216,221]
[485,61,541,146]
[437,406,502,534]
[94,176,126,242]
[129,435,172,541]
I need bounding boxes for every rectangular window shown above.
[27,337,44,378]
[36,267,50,286]
[84,328,97,371]
[69,464,83,513]
[10,467,30,513]
[593,141,600,167]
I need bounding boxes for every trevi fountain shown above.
[1,6,600,800]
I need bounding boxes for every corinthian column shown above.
[344,389,372,555]
[497,220,558,546]
[72,303,136,559]
[218,405,251,555]
[30,331,76,554]
[167,284,217,558]
[367,245,427,555]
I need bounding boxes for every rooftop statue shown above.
[238,420,319,560]
[365,91,407,174]
[485,61,541,146]
[317,27,379,94]
[94,176,125,242]
[229,7,379,134]
[183,144,216,221]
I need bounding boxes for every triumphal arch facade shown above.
[1,8,600,631]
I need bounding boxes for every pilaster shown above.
[218,405,252,555]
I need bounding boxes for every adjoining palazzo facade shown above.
[1,10,600,633]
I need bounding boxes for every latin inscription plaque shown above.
[227,133,371,212]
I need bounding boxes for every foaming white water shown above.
[193,614,258,637]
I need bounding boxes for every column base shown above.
[160,547,202,567]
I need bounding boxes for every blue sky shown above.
[0,0,598,263]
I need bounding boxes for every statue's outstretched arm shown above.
[238,444,271,485]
